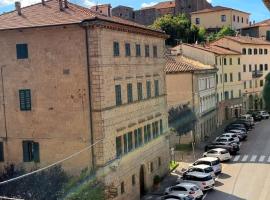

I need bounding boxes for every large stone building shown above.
[0,0,170,199]
[191,6,250,31]
[112,0,212,26]
[241,19,270,39]
[166,56,217,144]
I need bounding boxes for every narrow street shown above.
[205,119,270,200]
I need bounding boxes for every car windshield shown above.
[212,159,220,165]
[204,167,214,173]
[220,150,229,154]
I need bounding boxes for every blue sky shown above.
[0,0,269,22]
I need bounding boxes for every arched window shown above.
[242,48,246,54]
[248,48,252,55]
[254,48,258,55]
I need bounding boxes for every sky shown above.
[0,0,269,22]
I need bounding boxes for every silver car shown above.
[164,182,203,199]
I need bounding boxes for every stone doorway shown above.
[140,165,146,197]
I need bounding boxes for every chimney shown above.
[64,0,68,8]
[15,1,21,15]
[42,0,45,5]
[59,0,64,11]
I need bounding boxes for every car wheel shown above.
[203,155,207,157]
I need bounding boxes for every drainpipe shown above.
[84,25,96,169]
[0,66,8,140]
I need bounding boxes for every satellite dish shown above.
[263,0,270,10]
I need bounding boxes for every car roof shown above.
[209,148,227,152]
[190,164,212,169]
[167,192,190,196]
[176,182,198,188]
[197,157,219,162]
[186,171,211,177]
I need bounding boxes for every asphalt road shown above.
[204,119,270,200]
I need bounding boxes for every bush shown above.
[0,164,68,200]
[153,175,161,185]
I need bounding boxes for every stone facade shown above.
[112,0,212,26]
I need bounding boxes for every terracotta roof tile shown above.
[0,0,164,33]
[224,36,270,45]
[191,6,249,15]
[242,19,270,29]
[165,56,214,73]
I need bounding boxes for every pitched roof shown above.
[143,1,175,10]
[0,0,164,34]
[180,44,241,55]
[165,56,214,73]
[223,36,270,45]
[191,6,250,15]
[242,19,270,29]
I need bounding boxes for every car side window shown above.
[173,186,187,191]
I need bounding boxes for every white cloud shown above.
[83,0,95,7]
[141,2,157,8]
[0,0,41,7]
[207,0,212,3]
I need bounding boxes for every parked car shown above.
[164,182,203,199]
[215,137,240,145]
[240,114,254,126]
[158,192,195,200]
[248,112,263,121]
[177,172,215,191]
[225,124,247,133]
[218,133,240,143]
[183,164,215,179]
[234,119,253,130]
[225,131,247,141]
[191,157,222,175]
[205,142,239,155]
[203,148,231,161]
[257,111,270,119]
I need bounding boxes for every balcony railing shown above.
[252,70,263,78]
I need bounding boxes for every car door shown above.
[171,186,188,194]
[207,150,217,157]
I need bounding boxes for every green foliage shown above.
[151,14,204,46]
[263,73,270,111]
[0,164,69,200]
[207,26,236,42]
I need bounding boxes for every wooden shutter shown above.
[23,141,30,162]
[0,142,4,162]
[33,142,40,163]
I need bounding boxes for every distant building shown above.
[165,56,217,144]
[241,19,270,39]
[191,6,250,31]
[112,0,212,26]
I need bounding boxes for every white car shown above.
[219,133,240,143]
[215,137,240,145]
[203,148,231,161]
[184,164,215,179]
[258,111,270,119]
[240,114,254,125]
[191,157,222,175]
[158,192,195,200]
[177,172,215,191]
[164,182,203,199]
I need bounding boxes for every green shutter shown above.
[33,142,40,163]
[23,141,30,162]
[0,142,4,162]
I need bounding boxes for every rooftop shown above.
[191,6,250,15]
[165,56,214,74]
[0,0,164,35]
[223,36,270,45]
[242,19,270,29]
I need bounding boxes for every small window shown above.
[136,44,141,57]
[238,72,241,81]
[115,85,122,106]
[238,58,241,65]
[259,48,263,54]
[146,80,151,98]
[137,82,143,100]
[242,48,246,54]
[243,64,246,72]
[125,43,131,57]
[145,45,150,57]
[150,162,154,172]
[224,74,228,82]
[260,80,264,87]
[132,175,136,186]
[195,18,200,24]
[242,17,244,23]
[113,42,120,57]
[264,49,268,55]
[19,89,32,111]
[154,80,159,97]
[0,142,4,162]
[160,119,163,134]
[121,182,125,194]
[249,65,252,72]
[23,141,40,162]
[237,16,240,22]
[244,81,247,89]
[224,58,227,65]
[248,48,252,55]
[254,49,258,55]
[233,15,236,22]
[153,46,158,58]
[116,136,122,157]
[229,58,232,65]
[16,44,28,59]
[265,64,268,71]
[260,64,264,71]
[127,83,133,103]
[221,15,226,22]
[230,73,233,82]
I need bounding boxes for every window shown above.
[125,43,131,57]
[259,48,263,54]
[145,45,150,57]
[249,64,252,72]
[243,64,246,72]
[221,15,226,22]
[238,58,241,65]
[238,72,241,81]
[116,136,122,157]
[224,58,227,65]
[132,175,136,186]
[23,141,39,162]
[134,128,143,148]
[229,58,232,65]
[260,80,264,87]
[113,41,120,56]
[121,182,125,194]
[158,157,161,167]
[0,142,4,162]
[152,121,159,138]
[123,132,133,153]
[136,44,141,57]
[137,82,143,101]
[115,85,122,106]
[233,15,236,21]
[216,74,218,84]
[160,119,163,134]
[144,124,151,143]
[154,80,159,97]
[224,74,227,82]
[146,80,151,98]
[250,80,252,88]
[242,48,246,54]
[265,64,268,71]
[224,91,229,100]
[237,16,239,22]
[254,49,258,55]
[230,73,233,82]
[244,81,247,89]
[195,18,200,24]
[255,64,257,71]
[16,44,28,59]
[19,89,31,111]
[248,48,252,55]
[153,46,158,58]
[127,83,133,103]
[231,90,234,99]
[260,64,264,71]
[264,49,268,55]
[150,162,154,172]
[242,17,244,23]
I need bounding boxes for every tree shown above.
[263,73,270,111]
[151,14,203,46]
[207,26,236,42]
